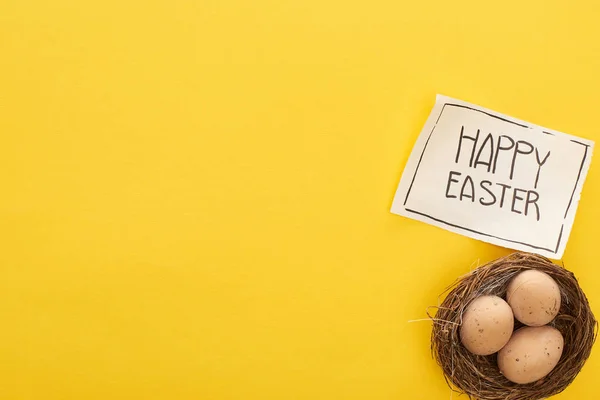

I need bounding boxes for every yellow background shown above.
[1,1,599,399]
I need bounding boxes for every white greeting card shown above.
[391,95,593,258]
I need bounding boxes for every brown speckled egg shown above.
[460,295,514,356]
[498,326,564,384]
[507,270,561,326]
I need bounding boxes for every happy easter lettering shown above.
[445,127,551,221]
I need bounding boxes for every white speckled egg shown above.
[507,270,561,326]
[460,295,514,356]
[498,326,564,384]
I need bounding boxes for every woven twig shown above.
[431,252,597,400]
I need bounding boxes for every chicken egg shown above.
[507,270,561,326]
[498,326,564,384]
[460,295,514,356]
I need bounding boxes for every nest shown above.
[431,252,597,400]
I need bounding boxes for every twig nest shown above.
[430,252,597,400]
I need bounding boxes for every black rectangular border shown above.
[402,102,591,255]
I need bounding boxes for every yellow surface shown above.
[1,1,599,399]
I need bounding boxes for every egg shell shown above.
[507,270,561,326]
[460,295,514,356]
[498,326,564,384]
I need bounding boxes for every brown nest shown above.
[431,252,597,400]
